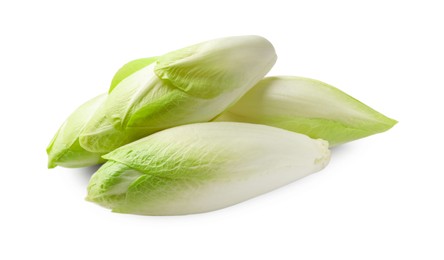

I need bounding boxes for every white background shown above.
[1,0,443,259]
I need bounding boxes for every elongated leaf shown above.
[155,35,277,99]
[81,36,277,153]
[47,94,107,168]
[86,122,330,215]
[215,77,397,146]
[109,57,158,93]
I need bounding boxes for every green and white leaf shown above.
[86,122,330,215]
[80,36,277,153]
[78,100,144,154]
[154,35,277,99]
[109,57,158,93]
[214,76,397,146]
[46,94,107,168]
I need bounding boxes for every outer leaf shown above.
[77,103,134,154]
[86,122,330,215]
[154,35,277,99]
[47,94,107,168]
[80,36,277,153]
[109,57,158,93]
[214,77,397,146]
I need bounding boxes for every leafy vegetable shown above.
[109,57,158,93]
[80,35,277,153]
[48,57,160,165]
[214,76,397,146]
[47,35,397,216]
[86,122,330,215]
[46,94,107,168]
[74,99,143,154]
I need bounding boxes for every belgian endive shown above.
[86,122,330,215]
[46,57,158,168]
[215,76,397,146]
[79,35,277,153]
[46,94,107,168]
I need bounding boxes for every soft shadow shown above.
[330,143,353,157]
[68,164,103,186]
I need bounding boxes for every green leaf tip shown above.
[214,76,397,146]
[109,57,158,93]
[46,94,107,168]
